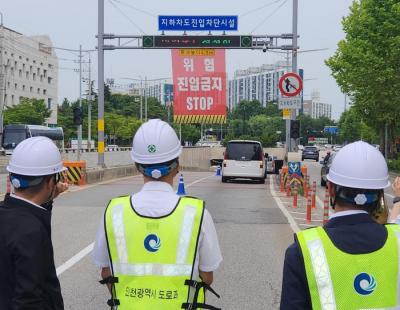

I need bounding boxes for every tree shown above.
[326,0,400,154]
[4,98,51,125]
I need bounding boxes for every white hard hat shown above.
[327,141,389,189]
[131,119,182,165]
[7,136,66,176]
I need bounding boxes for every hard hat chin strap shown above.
[137,160,178,180]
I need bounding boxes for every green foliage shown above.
[4,98,51,125]
[388,158,400,172]
[326,0,400,153]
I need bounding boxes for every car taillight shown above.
[224,151,228,160]
[223,160,227,167]
[260,161,264,169]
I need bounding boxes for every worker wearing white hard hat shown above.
[281,141,400,309]
[0,136,69,309]
[92,119,222,309]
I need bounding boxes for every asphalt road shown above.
[6,156,397,309]
[52,171,294,310]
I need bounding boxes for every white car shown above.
[222,140,266,184]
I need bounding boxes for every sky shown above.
[2,0,354,119]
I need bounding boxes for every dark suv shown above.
[302,146,319,162]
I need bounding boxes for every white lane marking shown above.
[56,243,94,276]
[55,173,213,275]
[269,175,300,233]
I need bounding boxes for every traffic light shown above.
[290,120,300,139]
[73,107,83,125]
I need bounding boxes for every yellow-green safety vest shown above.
[104,195,205,309]
[297,225,400,310]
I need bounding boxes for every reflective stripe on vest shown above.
[104,195,205,309]
[297,225,400,310]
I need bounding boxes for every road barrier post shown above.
[280,172,285,192]
[306,195,312,224]
[286,177,291,197]
[311,181,316,209]
[293,183,298,208]
[6,176,11,194]
[323,187,330,224]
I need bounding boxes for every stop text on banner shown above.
[172,49,227,124]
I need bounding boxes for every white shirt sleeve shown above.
[92,218,110,268]
[197,209,222,272]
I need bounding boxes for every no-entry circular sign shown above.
[278,72,303,97]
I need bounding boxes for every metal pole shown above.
[77,45,82,161]
[88,55,92,151]
[0,14,4,139]
[145,76,148,121]
[290,0,299,153]
[385,122,388,161]
[140,80,143,122]
[97,0,105,167]
[179,124,182,143]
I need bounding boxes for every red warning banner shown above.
[172,49,227,124]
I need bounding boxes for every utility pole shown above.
[77,45,83,160]
[98,0,105,167]
[144,76,148,121]
[88,54,92,151]
[140,80,143,121]
[0,12,5,140]
[286,0,299,156]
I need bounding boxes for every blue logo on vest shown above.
[354,273,377,295]
[144,234,161,252]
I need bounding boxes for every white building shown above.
[0,26,58,125]
[303,91,332,119]
[108,79,173,106]
[228,61,289,110]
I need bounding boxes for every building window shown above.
[43,69,47,77]
[19,55,22,60]
[47,98,52,110]
[19,69,22,77]
[22,85,26,91]
[14,83,17,90]
[37,68,40,75]
[26,58,29,62]
[11,95,14,104]
[30,86,33,93]
[48,77,52,84]
[43,89,47,95]
[40,75,43,82]
[26,71,29,79]
[48,64,53,69]
[37,88,40,94]
[14,61,17,68]
[23,64,25,71]
[33,73,36,81]
[7,82,10,88]
[33,60,36,64]
[40,62,43,66]
[10,53,14,57]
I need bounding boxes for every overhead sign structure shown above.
[158,16,238,32]
[172,49,227,124]
[278,72,303,97]
[324,126,339,135]
[278,97,302,109]
[142,35,252,49]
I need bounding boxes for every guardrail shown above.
[62,146,132,153]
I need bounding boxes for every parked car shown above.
[106,144,119,151]
[265,155,276,176]
[320,153,336,186]
[222,140,266,184]
[302,146,320,161]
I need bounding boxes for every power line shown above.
[110,0,156,17]
[251,0,289,33]
[108,0,146,34]
[241,0,285,17]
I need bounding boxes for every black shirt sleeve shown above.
[12,226,47,310]
[280,241,311,310]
